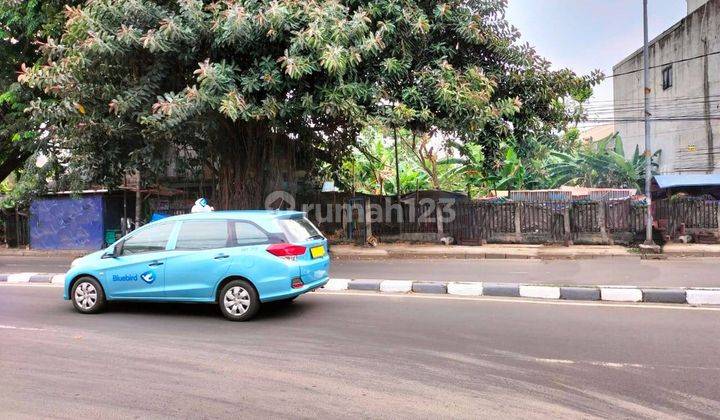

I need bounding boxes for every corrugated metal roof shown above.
[654,174,720,189]
[509,190,572,202]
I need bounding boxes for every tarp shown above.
[654,174,720,189]
[29,194,105,250]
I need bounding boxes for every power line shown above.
[582,94,720,107]
[584,97,720,108]
[585,116,720,123]
[583,102,720,114]
[608,50,720,78]
[608,125,709,141]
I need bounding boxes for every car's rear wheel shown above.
[71,277,106,314]
[219,280,260,321]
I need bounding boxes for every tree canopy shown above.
[1,0,80,185]
[15,0,600,208]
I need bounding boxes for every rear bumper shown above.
[259,276,329,303]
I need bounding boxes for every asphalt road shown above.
[2,285,720,418]
[0,256,74,274]
[3,255,720,287]
[331,258,720,287]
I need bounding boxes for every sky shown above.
[505,0,688,107]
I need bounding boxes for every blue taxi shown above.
[64,211,329,321]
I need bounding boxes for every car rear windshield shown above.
[278,217,323,243]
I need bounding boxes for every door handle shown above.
[214,254,230,260]
[149,261,164,267]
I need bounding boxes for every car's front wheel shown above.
[71,277,106,314]
[219,280,260,321]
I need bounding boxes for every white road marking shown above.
[0,283,63,288]
[534,358,575,364]
[0,324,45,331]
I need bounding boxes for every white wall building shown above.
[613,0,720,174]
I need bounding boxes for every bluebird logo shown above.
[140,270,156,284]
[112,274,137,282]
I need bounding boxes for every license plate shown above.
[310,245,325,259]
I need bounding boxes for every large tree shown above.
[1,0,81,184]
[18,0,598,208]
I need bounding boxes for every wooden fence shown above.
[0,208,29,247]
[301,196,648,245]
[654,197,720,240]
[295,194,720,245]
[444,200,646,245]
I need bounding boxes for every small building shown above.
[399,189,468,204]
[505,188,637,202]
[652,174,720,199]
[651,174,720,243]
[580,124,616,144]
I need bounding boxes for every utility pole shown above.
[642,0,655,246]
[393,126,401,202]
[134,171,142,230]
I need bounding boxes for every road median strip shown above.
[3,272,720,306]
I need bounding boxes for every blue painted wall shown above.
[29,195,105,250]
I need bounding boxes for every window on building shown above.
[175,220,230,250]
[662,66,672,90]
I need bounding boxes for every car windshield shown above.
[277,217,323,242]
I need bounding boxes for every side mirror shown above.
[102,243,120,259]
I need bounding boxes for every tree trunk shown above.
[0,146,30,182]
[213,121,295,210]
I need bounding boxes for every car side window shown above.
[121,222,175,255]
[234,222,270,246]
[175,220,230,250]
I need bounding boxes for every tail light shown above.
[267,243,306,260]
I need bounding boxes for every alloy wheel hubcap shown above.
[75,282,97,310]
[224,286,250,315]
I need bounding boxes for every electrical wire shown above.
[607,50,720,79]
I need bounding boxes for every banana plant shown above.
[547,133,660,189]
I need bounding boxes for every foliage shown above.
[0,1,80,186]
[13,0,599,208]
[440,141,484,197]
[399,131,460,191]
[353,128,395,195]
[331,129,660,196]
[329,127,432,195]
[546,133,661,189]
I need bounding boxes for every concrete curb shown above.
[411,281,447,294]
[560,287,601,301]
[341,278,719,306]
[29,274,53,283]
[347,279,382,291]
[519,285,561,300]
[447,282,483,296]
[379,280,413,293]
[600,287,643,302]
[483,283,521,297]
[642,288,686,304]
[686,289,720,305]
[3,273,719,306]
